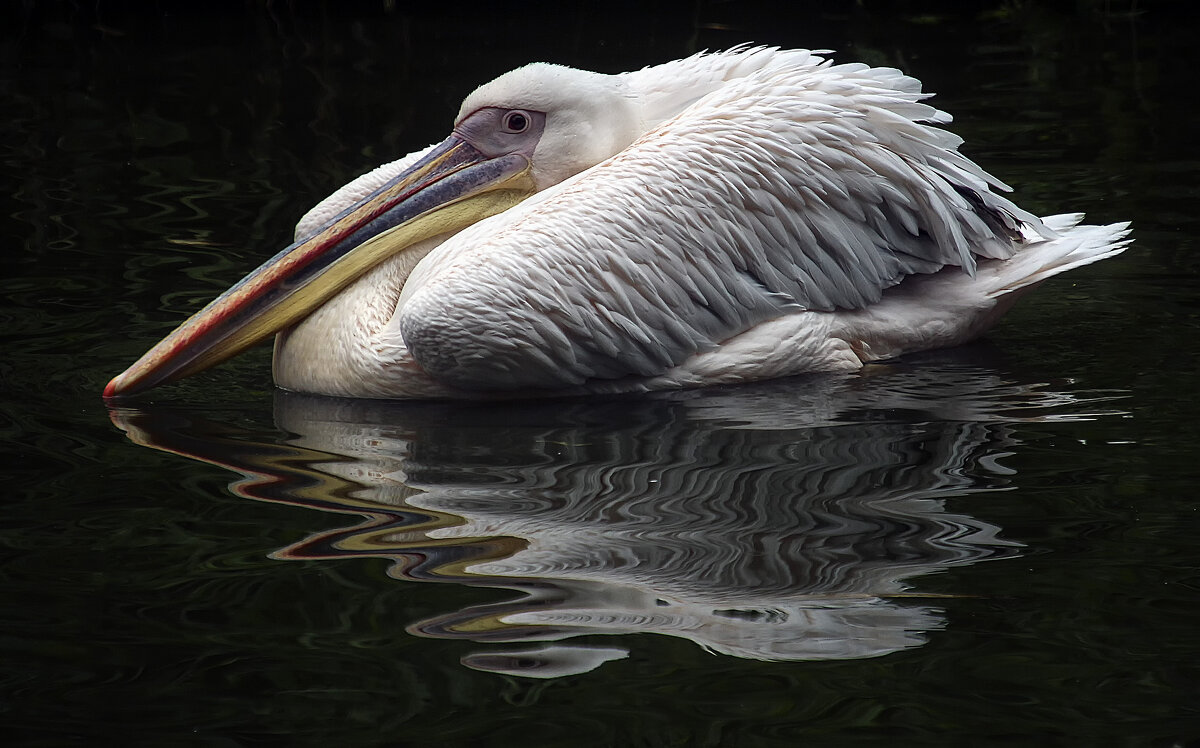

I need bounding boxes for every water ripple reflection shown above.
[109,361,1121,678]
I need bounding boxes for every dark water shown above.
[4,2,1200,745]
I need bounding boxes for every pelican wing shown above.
[394,54,1048,391]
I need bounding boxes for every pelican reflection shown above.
[110,362,1119,677]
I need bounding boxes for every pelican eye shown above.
[502,110,530,134]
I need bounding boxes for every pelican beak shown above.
[104,136,535,399]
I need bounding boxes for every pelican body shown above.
[105,47,1130,400]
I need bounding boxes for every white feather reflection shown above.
[460,644,630,679]
[109,358,1121,676]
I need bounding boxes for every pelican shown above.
[104,47,1130,400]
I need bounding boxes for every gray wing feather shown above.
[398,52,1044,390]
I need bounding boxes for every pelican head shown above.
[104,63,642,398]
[106,48,1129,401]
[459,63,643,191]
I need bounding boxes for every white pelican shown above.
[104,47,1130,400]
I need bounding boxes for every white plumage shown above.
[107,47,1130,400]
[272,48,1128,398]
